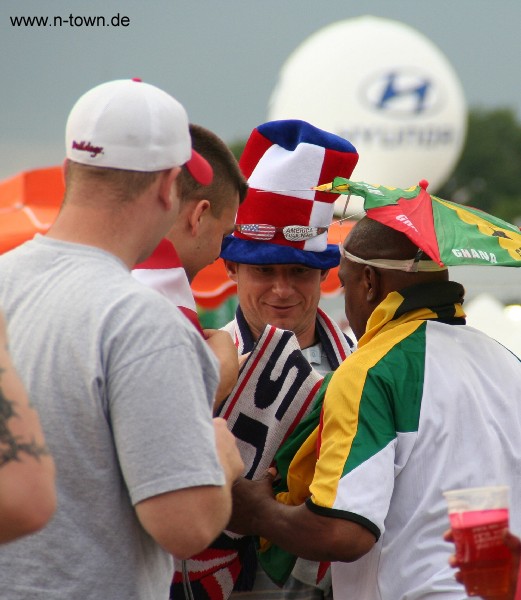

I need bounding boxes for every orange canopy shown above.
[0,166,349,309]
[0,166,65,253]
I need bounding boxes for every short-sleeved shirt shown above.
[304,283,521,600]
[0,236,225,600]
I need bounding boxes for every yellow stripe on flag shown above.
[309,299,424,509]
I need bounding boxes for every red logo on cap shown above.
[72,140,104,158]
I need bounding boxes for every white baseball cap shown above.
[65,78,213,184]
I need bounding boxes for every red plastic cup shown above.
[444,485,512,597]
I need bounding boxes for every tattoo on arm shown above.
[0,367,50,468]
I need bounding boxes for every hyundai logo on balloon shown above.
[340,67,454,151]
[267,16,467,204]
[361,70,444,117]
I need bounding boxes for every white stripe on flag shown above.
[132,267,197,313]
[249,143,326,201]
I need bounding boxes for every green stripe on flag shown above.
[432,197,521,266]
[258,373,333,586]
[342,325,425,476]
[330,178,421,208]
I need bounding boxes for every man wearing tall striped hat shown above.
[219,120,359,599]
[222,119,359,379]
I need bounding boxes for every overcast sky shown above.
[1,0,520,180]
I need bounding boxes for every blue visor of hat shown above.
[220,236,340,269]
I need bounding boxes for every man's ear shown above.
[319,269,330,283]
[188,199,211,235]
[223,260,239,282]
[363,266,381,304]
[158,167,181,211]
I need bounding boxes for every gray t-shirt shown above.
[0,236,225,599]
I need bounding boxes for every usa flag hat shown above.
[220,120,358,269]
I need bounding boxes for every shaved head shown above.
[343,217,448,285]
[340,217,449,339]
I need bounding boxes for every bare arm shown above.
[136,417,244,559]
[203,329,239,411]
[0,313,56,544]
[228,470,376,563]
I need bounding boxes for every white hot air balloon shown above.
[268,16,468,215]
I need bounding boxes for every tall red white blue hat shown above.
[220,119,358,269]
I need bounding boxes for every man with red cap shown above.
[0,79,243,599]
[228,216,521,600]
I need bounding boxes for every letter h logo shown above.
[377,72,431,114]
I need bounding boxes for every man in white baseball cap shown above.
[66,77,213,183]
[0,79,243,600]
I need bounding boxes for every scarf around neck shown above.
[359,281,466,348]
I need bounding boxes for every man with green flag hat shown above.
[228,215,521,600]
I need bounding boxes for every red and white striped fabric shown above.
[239,122,356,252]
[132,238,203,335]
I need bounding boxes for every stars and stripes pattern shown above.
[235,223,276,240]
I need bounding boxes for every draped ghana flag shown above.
[315,178,521,267]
